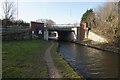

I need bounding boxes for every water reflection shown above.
[58,42,119,78]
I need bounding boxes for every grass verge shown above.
[2,39,50,78]
[51,42,81,78]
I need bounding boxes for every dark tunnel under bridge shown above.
[48,29,77,41]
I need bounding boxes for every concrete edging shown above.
[73,41,119,54]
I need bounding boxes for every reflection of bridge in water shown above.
[44,24,80,41]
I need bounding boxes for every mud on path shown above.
[44,42,62,78]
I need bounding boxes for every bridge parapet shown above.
[44,24,80,41]
[53,24,75,27]
[46,24,79,29]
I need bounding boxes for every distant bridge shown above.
[44,24,80,41]
[30,22,86,41]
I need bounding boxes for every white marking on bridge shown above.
[46,24,80,29]
[44,24,80,41]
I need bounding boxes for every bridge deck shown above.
[46,24,79,30]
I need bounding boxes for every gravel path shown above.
[44,42,62,78]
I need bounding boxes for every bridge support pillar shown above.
[72,27,77,41]
[44,30,49,40]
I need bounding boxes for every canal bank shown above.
[74,40,120,54]
[57,41,119,78]
[50,42,82,78]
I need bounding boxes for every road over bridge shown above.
[44,24,80,41]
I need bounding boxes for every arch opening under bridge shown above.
[44,24,79,41]
[30,22,87,41]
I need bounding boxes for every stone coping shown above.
[74,41,120,54]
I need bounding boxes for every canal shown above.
[57,41,119,78]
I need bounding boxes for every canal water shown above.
[57,41,119,78]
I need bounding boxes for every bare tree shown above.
[36,19,55,27]
[93,1,119,46]
[2,0,16,27]
[2,0,16,20]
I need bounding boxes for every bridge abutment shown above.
[44,30,49,40]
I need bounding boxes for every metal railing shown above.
[46,24,80,29]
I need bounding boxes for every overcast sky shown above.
[0,0,108,24]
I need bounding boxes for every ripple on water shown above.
[58,42,119,78]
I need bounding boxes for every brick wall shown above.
[30,21,44,39]
[80,23,86,40]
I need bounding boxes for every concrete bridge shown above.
[30,21,86,41]
[44,24,79,41]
